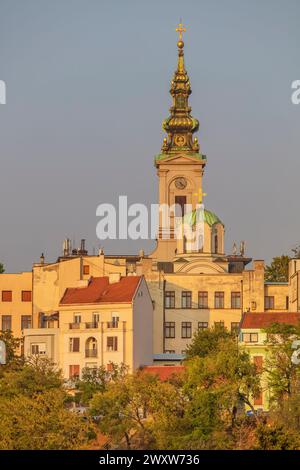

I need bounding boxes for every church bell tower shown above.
[152,23,207,261]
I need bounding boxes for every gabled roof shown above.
[240,312,300,329]
[60,276,142,305]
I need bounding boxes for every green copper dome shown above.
[183,208,224,227]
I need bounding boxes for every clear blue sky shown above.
[1,0,300,272]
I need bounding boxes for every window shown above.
[165,291,175,309]
[265,296,274,310]
[231,322,240,334]
[181,322,192,338]
[181,291,192,309]
[21,315,32,330]
[253,356,263,373]
[83,265,90,275]
[74,314,81,324]
[2,291,12,302]
[214,234,218,254]
[108,315,119,328]
[231,292,241,309]
[198,321,208,331]
[31,343,46,355]
[286,296,289,310]
[69,364,80,380]
[107,362,114,372]
[175,195,187,217]
[214,321,225,329]
[1,315,11,331]
[254,391,263,406]
[198,291,208,309]
[107,336,118,351]
[242,333,258,343]
[21,290,32,302]
[91,313,100,327]
[165,322,175,338]
[69,337,80,352]
[214,292,224,309]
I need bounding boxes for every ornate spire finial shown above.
[160,23,200,156]
[176,20,186,45]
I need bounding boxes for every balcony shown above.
[85,349,98,358]
[85,322,98,329]
[69,323,80,329]
[107,321,119,329]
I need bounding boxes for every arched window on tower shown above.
[214,234,218,254]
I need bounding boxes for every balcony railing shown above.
[107,321,119,329]
[85,349,98,358]
[85,322,99,329]
[69,323,80,329]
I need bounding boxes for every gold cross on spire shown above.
[194,187,207,204]
[176,20,186,41]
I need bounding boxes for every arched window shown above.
[214,234,218,254]
[85,337,97,358]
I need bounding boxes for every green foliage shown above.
[256,423,299,450]
[0,389,95,450]
[90,371,158,449]
[265,255,290,282]
[0,263,4,274]
[0,358,96,449]
[185,325,234,359]
[90,333,261,450]
[263,322,300,402]
[0,356,63,398]
[75,363,128,406]
[0,330,23,373]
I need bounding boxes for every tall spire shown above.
[161,22,200,155]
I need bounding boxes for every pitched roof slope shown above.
[241,312,300,329]
[60,276,141,305]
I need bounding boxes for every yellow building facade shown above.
[24,274,153,377]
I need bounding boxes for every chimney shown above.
[108,272,121,284]
[253,260,265,272]
[40,253,45,265]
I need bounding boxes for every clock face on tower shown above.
[175,177,187,190]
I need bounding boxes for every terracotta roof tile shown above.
[60,276,141,305]
[142,365,185,381]
[240,312,300,329]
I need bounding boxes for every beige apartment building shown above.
[23,274,153,378]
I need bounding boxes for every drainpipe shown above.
[163,279,166,354]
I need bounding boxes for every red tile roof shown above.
[241,312,300,329]
[60,276,141,305]
[142,365,185,381]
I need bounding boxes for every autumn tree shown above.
[0,357,96,449]
[265,255,290,282]
[0,330,23,373]
[89,372,157,449]
[263,322,300,402]
[75,363,128,406]
[185,325,234,359]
